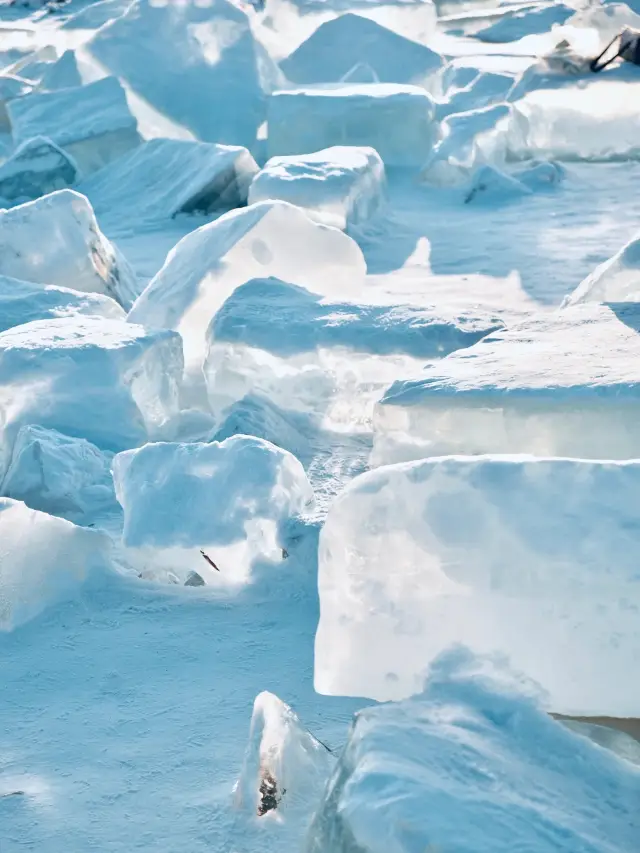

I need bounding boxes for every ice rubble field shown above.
[2,0,640,851]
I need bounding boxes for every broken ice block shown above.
[566,231,640,305]
[0,136,79,203]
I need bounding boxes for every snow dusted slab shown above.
[268,85,436,167]
[475,3,573,42]
[0,136,79,203]
[308,649,640,853]
[112,436,314,584]
[248,147,385,230]
[80,138,259,226]
[128,201,366,403]
[0,190,138,309]
[280,13,443,90]
[315,456,640,715]
[0,274,124,333]
[8,77,141,176]
[0,498,111,631]
[373,304,640,464]
[0,317,182,480]
[88,0,283,152]
[566,231,640,305]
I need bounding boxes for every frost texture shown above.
[315,455,640,715]
[112,435,314,584]
[307,648,640,853]
[0,136,79,203]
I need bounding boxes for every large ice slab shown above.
[475,3,573,42]
[565,231,640,305]
[307,649,640,853]
[248,147,385,230]
[373,303,640,464]
[0,190,138,309]
[315,456,640,715]
[280,13,443,90]
[0,74,33,131]
[0,317,182,480]
[128,201,366,403]
[88,0,283,152]
[436,70,514,120]
[112,435,314,584]
[0,497,111,631]
[8,77,141,176]
[79,138,259,226]
[0,136,79,203]
[268,85,436,167]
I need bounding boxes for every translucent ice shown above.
[112,435,314,584]
[565,231,640,305]
[248,147,385,231]
[0,190,138,308]
[0,136,79,203]
[315,456,640,715]
[307,649,640,853]
[37,50,83,91]
[268,85,436,167]
[373,304,640,464]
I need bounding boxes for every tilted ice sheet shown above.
[435,70,514,120]
[565,230,640,305]
[373,303,640,464]
[268,84,436,167]
[248,147,385,231]
[308,648,640,853]
[0,136,79,204]
[475,2,573,42]
[315,455,640,715]
[112,435,314,585]
[37,50,83,91]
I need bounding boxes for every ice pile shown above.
[314,455,640,715]
[566,231,640,305]
[8,77,141,176]
[0,317,182,480]
[248,147,385,231]
[0,137,79,203]
[80,139,259,226]
[307,649,640,853]
[373,303,640,464]
[112,435,314,584]
[268,85,436,167]
[0,498,111,631]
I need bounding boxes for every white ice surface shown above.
[0,136,79,203]
[268,84,436,167]
[566,230,640,305]
[8,76,141,176]
[315,455,640,715]
[248,146,385,230]
[475,2,573,41]
[308,648,640,853]
[112,435,314,584]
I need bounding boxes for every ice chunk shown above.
[268,85,436,167]
[128,201,366,403]
[280,14,443,91]
[235,691,334,821]
[0,137,79,203]
[248,147,385,231]
[464,164,531,203]
[8,77,141,176]
[205,277,503,425]
[0,274,124,333]
[373,303,640,463]
[79,138,259,227]
[565,231,640,305]
[88,0,283,152]
[436,70,514,120]
[307,649,640,853]
[1,425,116,525]
[286,0,437,44]
[0,498,111,631]
[315,456,640,714]
[0,317,182,480]
[475,3,573,42]
[0,74,33,131]
[62,0,135,30]
[0,190,138,309]
[568,1,640,42]
[37,50,82,91]
[112,435,314,584]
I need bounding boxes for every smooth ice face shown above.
[475,3,573,42]
[248,147,385,231]
[0,274,124,334]
[128,201,366,403]
[37,50,83,91]
[8,77,141,176]
[1,425,116,525]
[307,649,640,853]
[315,456,640,715]
[79,139,259,227]
[0,75,33,132]
[0,498,111,631]
[0,190,139,309]
[88,0,283,152]
[268,85,436,167]
[566,231,640,305]
[373,304,640,464]
[0,136,79,203]
[205,277,503,427]
[0,317,183,481]
[112,435,314,584]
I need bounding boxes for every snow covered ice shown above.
[248,147,385,231]
[566,229,640,304]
